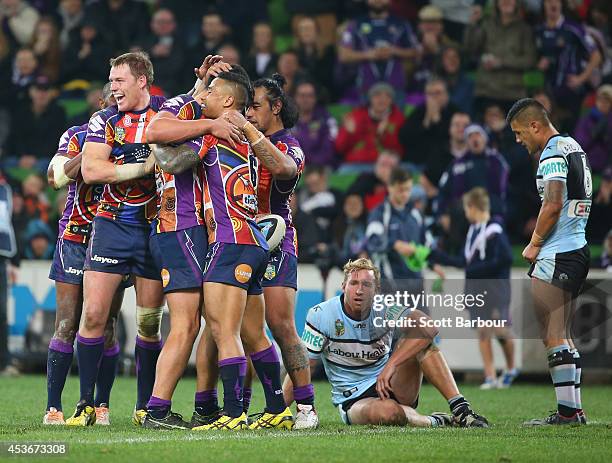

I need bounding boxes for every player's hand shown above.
[522,243,541,263]
[205,61,233,84]
[211,116,242,148]
[376,362,397,400]
[222,109,248,130]
[194,54,223,79]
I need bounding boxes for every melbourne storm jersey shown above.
[536,134,592,257]
[152,94,205,233]
[197,135,268,249]
[85,95,166,225]
[57,124,104,243]
[257,129,304,256]
[302,295,408,406]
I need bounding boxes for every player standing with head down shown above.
[223,73,317,428]
[66,52,165,426]
[44,85,126,425]
[507,98,591,425]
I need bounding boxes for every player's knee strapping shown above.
[136,306,163,340]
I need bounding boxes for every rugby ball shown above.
[257,214,286,251]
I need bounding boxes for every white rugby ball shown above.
[257,214,286,251]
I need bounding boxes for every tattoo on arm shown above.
[281,343,310,374]
[252,140,280,170]
[543,180,565,205]
[151,144,199,175]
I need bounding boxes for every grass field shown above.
[0,376,611,462]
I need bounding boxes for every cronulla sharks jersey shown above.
[302,295,408,406]
[536,135,592,257]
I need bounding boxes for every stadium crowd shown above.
[0,0,611,269]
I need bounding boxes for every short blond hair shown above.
[462,187,490,212]
[110,51,154,88]
[342,258,380,288]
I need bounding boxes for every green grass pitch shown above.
[1,376,611,462]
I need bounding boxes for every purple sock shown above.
[250,345,285,414]
[95,343,120,407]
[243,387,252,413]
[46,339,74,411]
[293,384,315,406]
[147,395,171,419]
[219,356,246,418]
[135,337,162,410]
[195,389,219,416]
[76,333,104,405]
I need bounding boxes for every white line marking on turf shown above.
[70,427,422,445]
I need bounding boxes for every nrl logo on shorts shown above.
[264,263,276,280]
[335,319,345,336]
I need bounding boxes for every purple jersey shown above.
[152,94,206,233]
[257,129,304,256]
[57,124,104,243]
[341,15,418,95]
[84,95,166,225]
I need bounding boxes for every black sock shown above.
[135,337,162,410]
[46,339,74,411]
[76,334,104,405]
[448,395,469,416]
[95,343,119,407]
[194,389,219,416]
[219,357,246,418]
[147,396,171,419]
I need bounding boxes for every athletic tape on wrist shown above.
[50,156,72,188]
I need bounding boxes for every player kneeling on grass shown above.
[289,258,489,427]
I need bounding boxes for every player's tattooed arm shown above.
[223,110,298,180]
[531,179,564,246]
[151,143,200,175]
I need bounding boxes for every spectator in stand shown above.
[464,0,536,117]
[437,124,508,252]
[414,5,457,91]
[338,0,419,102]
[574,83,612,173]
[0,27,13,149]
[293,80,337,168]
[290,194,321,265]
[588,1,612,83]
[84,0,149,55]
[532,87,573,133]
[216,0,268,55]
[61,18,112,83]
[430,0,486,43]
[67,84,103,126]
[335,82,405,167]
[399,77,458,167]
[346,150,400,211]
[57,0,84,49]
[137,9,184,97]
[587,166,612,244]
[23,219,54,259]
[420,111,470,204]
[158,0,207,48]
[437,45,474,114]
[243,22,277,80]
[535,0,602,128]
[334,193,369,264]
[286,0,338,50]
[0,0,39,48]
[481,103,537,243]
[11,47,38,102]
[187,8,229,75]
[601,230,612,271]
[294,16,335,100]
[217,43,240,65]
[19,173,50,225]
[7,76,66,170]
[29,16,61,83]
[276,49,306,96]
[298,165,343,243]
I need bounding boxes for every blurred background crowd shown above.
[0,0,611,271]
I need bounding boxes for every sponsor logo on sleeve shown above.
[301,324,324,352]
